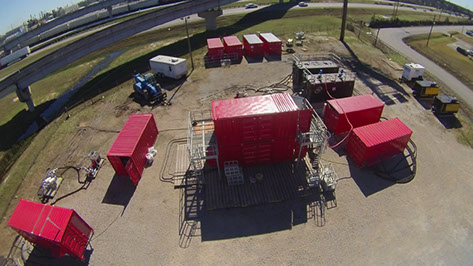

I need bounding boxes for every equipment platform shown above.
[204,161,317,210]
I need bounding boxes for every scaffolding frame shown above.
[296,98,329,166]
[187,110,221,178]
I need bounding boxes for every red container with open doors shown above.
[107,113,158,185]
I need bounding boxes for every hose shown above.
[324,76,354,149]
[159,137,187,183]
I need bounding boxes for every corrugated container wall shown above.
[212,93,312,167]
[223,36,243,60]
[324,94,384,135]
[243,34,264,57]
[207,38,224,60]
[347,118,412,167]
[107,113,158,185]
[259,33,282,55]
[8,199,93,260]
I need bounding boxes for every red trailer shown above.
[212,93,311,166]
[8,199,93,260]
[324,94,384,135]
[207,38,224,61]
[107,113,158,186]
[347,118,413,167]
[223,36,243,60]
[259,33,282,55]
[243,34,264,57]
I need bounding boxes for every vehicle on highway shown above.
[245,3,258,8]
[299,2,308,7]
[0,46,30,69]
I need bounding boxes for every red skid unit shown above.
[259,33,282,55]
[243,34,264,57]
[211,93,312,167]
[347,118,413,167]
[324,94,384,135]
[107,113,158,186]
[8,199,93,260]
[223,36,243,59]
[207,38,224,60]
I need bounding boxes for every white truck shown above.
[0,46,31,68]
[149,55,187,79]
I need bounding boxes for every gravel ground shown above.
[1,39,473,265]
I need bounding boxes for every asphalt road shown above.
[378,25,473,110]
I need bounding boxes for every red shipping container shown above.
[8,199,93,260]
[259,33,282,55]
[107,113,158,186]
[223,36,243,59]
[212,94,300,147]
[243,34,264,57]
[347,118,413,167]
[212,94,312,167]
[207,38,224,60]
[324,94,384,135]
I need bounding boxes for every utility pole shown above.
[340,0,348,42]
[392,0,400,18]
[426,15,436,47]
[374,28,380,47]
[182,16,194,70]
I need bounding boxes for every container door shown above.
[257,142,272,165]
[323,103,340,134]
[125,159,140,186]
[298,109,313,133]
[241,143,258,165]
[107,156,127,176]
[257,116,273,142]
[241,117,258,143]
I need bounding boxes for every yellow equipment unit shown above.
[413,80,439,98]
[432,95,460,115]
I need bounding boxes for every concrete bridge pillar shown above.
[107,6,113,18]
[197,8,223,31]
[16,85,35,112]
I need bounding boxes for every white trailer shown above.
[149,55,187,79]
[0,46,31,68]
[402,63,425,81]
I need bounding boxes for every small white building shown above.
[149,55,187,79]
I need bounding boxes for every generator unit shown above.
[412,80,439,98]
[432,95,460,115]
[293,59,339,92]
[300,69,355,103]
[401,63,425,81]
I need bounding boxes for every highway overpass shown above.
[2,0,126,52]
[0,0,239,110]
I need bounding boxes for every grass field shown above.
[404,32,473,92]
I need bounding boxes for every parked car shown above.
[245,3,258,8]
[466,30,473,37]
[299,1,308,7]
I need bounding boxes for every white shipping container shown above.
[0,46,30,67]
[402,63,425,81]
[149,55,187,79]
